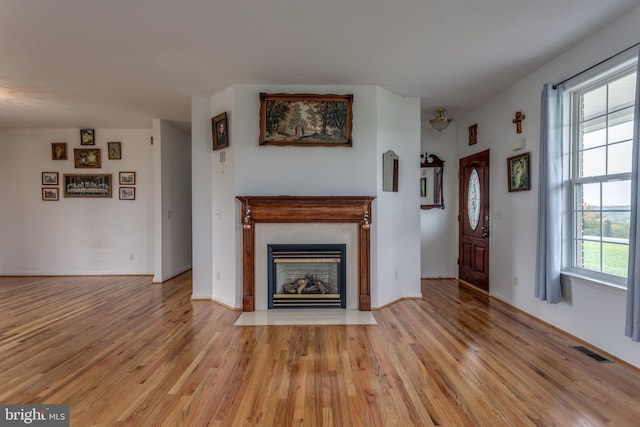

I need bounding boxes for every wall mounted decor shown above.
[51,142,67,160]
[119,187,135,200]
[42,172,58,185]
[42,188,59,201]
[80,129,95,145]
[211,112,229,151]
[420,153,445,209]
[108,142,122,159]
[512,111,526,134]
[74,148,101,168]
[119,171,135,185]
[507,151,530,192]
[63,174,112,198]
[259,93,353,147]
[468,124,478,145]
[382,150,399,192]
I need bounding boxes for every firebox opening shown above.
[267,244,347,309]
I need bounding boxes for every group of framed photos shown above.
[42,129,136,201]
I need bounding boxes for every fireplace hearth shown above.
[268,244,346,308]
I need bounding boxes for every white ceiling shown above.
[0,0,638,130]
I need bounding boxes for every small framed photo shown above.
[108,142,122,159]
[51,142,67,160]
[42,172,59,185]
[119,187,135,200]
[212,112,229,151]
[74,148,101,168]
[468,124,478,145]
[119,171,136,185]
[80,129,95,145]
[42,188,59,201]
[507,152,530,192]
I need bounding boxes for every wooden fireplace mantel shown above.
[237,195,375,311]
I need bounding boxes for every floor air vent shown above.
[571,346,613,363]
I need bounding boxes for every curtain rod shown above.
[552,41,640,89]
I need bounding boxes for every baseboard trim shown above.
[488,292,640,373]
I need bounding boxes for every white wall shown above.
[191,97,215,299]
[0,128,153,275]
[454,6,640,368]
[192,84,421,309]
[152,120,192,282]
[420,121,458,278]
[375,87,422,305]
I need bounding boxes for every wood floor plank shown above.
[1,274,640,426]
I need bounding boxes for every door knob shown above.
[481,226,489,238]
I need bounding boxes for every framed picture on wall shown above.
[108,142,122,159]
[51,142,67,160]
[80,128,95,145]
[119,171,136,185]
[259,93,353,147]
[119,187,135,200]
[211,112,229,151]
[74,148,101,168]
[42,187,59,201]
[42,172,59,185]
[63,174,112,198]
[507,152,530,192]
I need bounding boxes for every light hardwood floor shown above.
[1,272,639,426]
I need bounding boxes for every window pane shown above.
[602,242,628,277]
[579,239,601,271]
[581,120,606,149]
[608,72,636,113]
[582,85,607,121]
[608,140,632,174]
[580,211,601,238]
[580,146,606,177]
[602,211,630,239]
[602,180,631,210]
[608,112,634,143]
[577,182,601,209]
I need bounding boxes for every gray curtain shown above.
[535,82,563,303]
[626,51,640,341]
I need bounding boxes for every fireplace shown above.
[268,244,346,308]
[237,195,375,312]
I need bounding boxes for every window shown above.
[566,59,637,287]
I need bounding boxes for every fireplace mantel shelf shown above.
[237,195,375,312]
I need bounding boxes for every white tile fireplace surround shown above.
[255,223,359,310]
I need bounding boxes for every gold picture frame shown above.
[63,174,112,198]
[74,148,101,168]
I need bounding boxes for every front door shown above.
[459,150,490,291]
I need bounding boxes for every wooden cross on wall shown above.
[512,111,526,134]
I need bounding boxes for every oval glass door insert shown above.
[468,168,480,230]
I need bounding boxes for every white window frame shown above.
[563,53,637,289]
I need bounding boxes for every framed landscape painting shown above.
[259,93,353,147]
